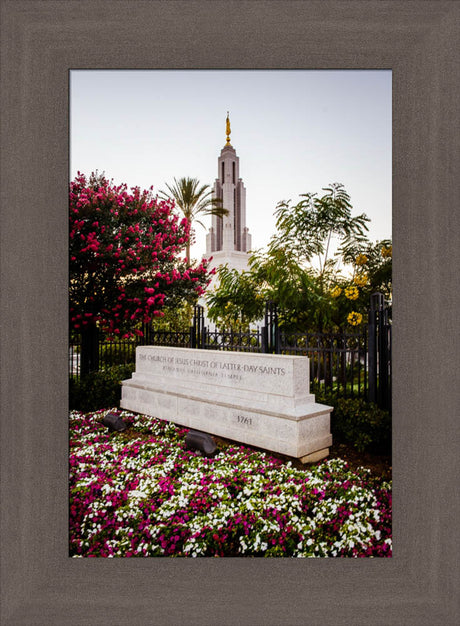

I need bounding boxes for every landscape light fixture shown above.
[101,411,127,432]
[185,429,218,457]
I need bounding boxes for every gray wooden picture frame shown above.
[1,1,459,624]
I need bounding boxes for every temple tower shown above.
[205,113,252,274]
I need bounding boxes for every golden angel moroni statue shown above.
[226,111,231,145]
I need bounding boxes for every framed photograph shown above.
[68,68,393,557]
[1,1,458,624]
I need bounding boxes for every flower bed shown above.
[70,409,392,558]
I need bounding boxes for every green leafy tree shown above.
[160,177,228,262]
[269,183,370,283]
[207,184,388,333]
[207,248,333,332]
[206,263,265,329]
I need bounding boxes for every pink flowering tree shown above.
[70,172,211,375]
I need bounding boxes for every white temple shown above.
[205,113,252,279]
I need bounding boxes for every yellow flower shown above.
[330,286,342,298]
[353,274,368,287]
[355,253,368,266]
[347,311,363,326]
[381,245,392,258]
[344,285,359,300]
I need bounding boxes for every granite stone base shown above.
[121,346,333,462]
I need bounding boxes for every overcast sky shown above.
[70,69,391,262]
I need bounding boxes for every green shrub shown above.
[315,390,391,454]
[69,363,135,412]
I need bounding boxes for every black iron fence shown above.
[280,329,369,401]
[70,297,391,412]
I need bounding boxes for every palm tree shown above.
[160,177,228,263]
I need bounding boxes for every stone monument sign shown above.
[121,346,333,463]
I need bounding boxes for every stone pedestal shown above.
[121,346,333,462]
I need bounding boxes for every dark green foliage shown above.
[315,390,391,454]
[69,364,135,412]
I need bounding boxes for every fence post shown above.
[262,301,280,354]
[378,303,391,411]
[368,296,377,403]
[273,302,280,354]
[190,307,197,348]
[367,293,391,411]
[191,304,206,349]
[199,306,206,348]
[261,306,268,353]
[80,323,99,377]
[141,322,150,345]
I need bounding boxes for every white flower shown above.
[129,490,148,499]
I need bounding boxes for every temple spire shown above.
[225,111,231,145]
[206,117,251,257]
[205,116,252,285]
